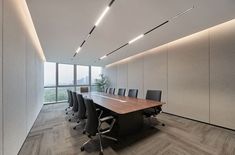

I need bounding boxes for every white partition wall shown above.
[128,57,144,98]
[1,0,45,154]
[104,19,235,130]
[210,20,235,129]
[167,31,210,122]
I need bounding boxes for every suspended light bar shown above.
[76,47,81,53]
[99,55,107,60]
[98,6,194,61]
[170,6,194,20]
[95,6,110,26]
[128,34,144,44]
[73,0,115,58]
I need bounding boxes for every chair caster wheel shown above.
[77,121,80,123]
[80,146,84,151]
[66,112,68,115]
[99,151,103,155]
[162,123,165,126]
[73,126,76,130]
[68,119,71,122]
[82,130,86,134]
[72,113,74,116]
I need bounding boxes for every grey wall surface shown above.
[104,19,235,130]
[1,0,44,154]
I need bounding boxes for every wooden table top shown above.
[81,92,165,115]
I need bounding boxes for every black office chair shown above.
[73,93,87,130]
[128,89,138,98]
[143,90,164,126]
[66,90,74,115]
[81,98,117,155]
[117,88,126,96]
[68,92,79,122]
[105,88,109,93]
[109,88,115,94]
[65,90,71,111]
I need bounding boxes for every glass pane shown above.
[58,64,74,85]
[57,87,74,102]
[77,65,89,85]
[91,66,102,84]
[44,88,56,103]
[90,85,99,92]
[44,62,56,86]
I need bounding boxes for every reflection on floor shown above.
[19,103,235,155]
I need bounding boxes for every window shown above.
[77,65,89,85]
[43,62,102,104]
[44,88,56,103]
[58,64,74,85]
[44,62,56,86]
[57,87,74,102]
[91,66,102,84]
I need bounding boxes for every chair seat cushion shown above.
[143,107,161,117]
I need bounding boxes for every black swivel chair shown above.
[81,98,117,155]
[68,92,79,122]
[73,93,87,130]
[143,90,164,126]
[66,90,74,115]
[109,88,115,94]
[117,88,126,96]
[65,90,71,111]
[128,89,138,98]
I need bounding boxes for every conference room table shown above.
[81,92,165,137]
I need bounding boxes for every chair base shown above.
[80,134,117,154]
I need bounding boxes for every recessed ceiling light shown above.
[100,55,107,60]
[128,34,144,44]
[95,6,110,26]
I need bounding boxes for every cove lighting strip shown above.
[99,6,194,60]
[73,0,115,57]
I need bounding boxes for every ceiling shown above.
[27,0,235,66]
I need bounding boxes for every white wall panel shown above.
[2,0,44,154]
[104,66,117,89]
[167,31,210,122]
[117,63,128,90]
[143,46,168,110]
[210,20,235,129]
[128,57,144,98]
[3,0,27,153]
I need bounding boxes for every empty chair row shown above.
[105,88,138,98]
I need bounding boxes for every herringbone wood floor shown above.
[18,103,235,155]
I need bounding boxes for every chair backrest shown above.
[80,86,89,93]
[105,88,109,93]
[146,90,162,101]
[128,89,138,98]
[77,93,86,119]
[68,90,73,107]
[109,88,115,94]
[72,92,79,112]
[118,88,126,96]
[84,98,98,136]
[67,89,71,104]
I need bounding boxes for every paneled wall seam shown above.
[208,30,211,123]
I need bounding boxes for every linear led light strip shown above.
[99,6,194,60]
[73,0,115,57]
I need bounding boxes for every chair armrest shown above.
[99,116,114,123]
